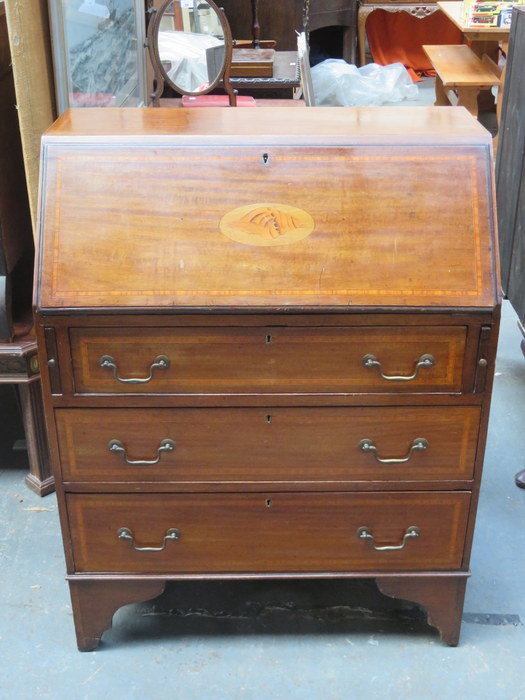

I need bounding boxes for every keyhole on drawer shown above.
[265,334,272,344]
[261,152,270,165]
[266,414,272,424]
[265,498,273,508]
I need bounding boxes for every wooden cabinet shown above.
[35,106,500,650]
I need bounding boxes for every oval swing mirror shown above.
[148,0,236,105]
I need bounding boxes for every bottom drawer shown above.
[67,492,470,574]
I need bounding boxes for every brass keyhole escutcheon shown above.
[265,498,273,508]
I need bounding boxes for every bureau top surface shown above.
[44,106,491,143]
[36,107,498,312]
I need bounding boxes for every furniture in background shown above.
[4,0,56,233]
[358,0,462,73]
[0,328,53,496]
[220,0,358,64]
[1,2,53,496]
[148,0,237,105]
[148,2,300,104]
[47,0,147,113]
[305,0,358,64]
[229,51,300,98]
[495,7,525,487]
[423,44,501,117]
[35,106,499,650]
[437,1,509,59]
[437,1,509,111]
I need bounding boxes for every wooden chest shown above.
[34,106,500,650]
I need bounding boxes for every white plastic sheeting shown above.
[311,59,419,106]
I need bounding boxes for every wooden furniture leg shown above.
[19,380,54,496]
[456,87,480,117]
[376,575,468,646]
[69,580,166,651]
[433,75,451,106]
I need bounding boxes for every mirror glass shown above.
[155,1,227,94]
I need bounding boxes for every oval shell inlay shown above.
[220,203,315,247]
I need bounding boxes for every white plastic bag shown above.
[311,59,419,106]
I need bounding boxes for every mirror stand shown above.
[147,0,237,107]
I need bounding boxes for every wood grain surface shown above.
[34,106,500,648]
[56,405,480,483]
[38,139,495,309]
[67,491,470,574]
[69,325,466,394]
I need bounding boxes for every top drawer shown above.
[69,326,466,395]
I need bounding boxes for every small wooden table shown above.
[436,2,509,135]
[423,43,501,116]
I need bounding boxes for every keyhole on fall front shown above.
[265,498,273,508]
[265,334,272,344]
[266,414,272,423]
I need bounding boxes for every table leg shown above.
[456,86,480,116]
[434,75,451,106]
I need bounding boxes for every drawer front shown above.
[56,406,480,483]
[67,492,470,574]
[69,326,466,394]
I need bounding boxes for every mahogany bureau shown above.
[34,106,500,650]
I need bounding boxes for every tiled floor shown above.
[0,301,524,699]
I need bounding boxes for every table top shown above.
[437,1,510,40]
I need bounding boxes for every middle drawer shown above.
[56,406,480,483]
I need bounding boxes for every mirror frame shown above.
[147,0,236,106]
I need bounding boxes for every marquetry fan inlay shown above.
[220,203,315,246]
